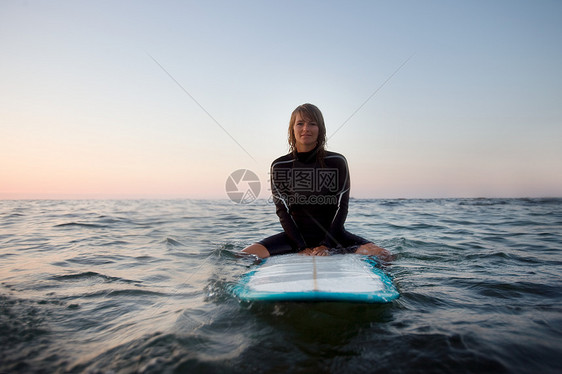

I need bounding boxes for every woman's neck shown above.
[295,145,320,164]
[296,144,317,153]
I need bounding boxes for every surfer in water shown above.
[243,103,392,260]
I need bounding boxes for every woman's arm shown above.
[320,154,350,248]
[271,162,308,251]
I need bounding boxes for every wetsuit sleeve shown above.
[271,163,308,251]
[320,156,350,248]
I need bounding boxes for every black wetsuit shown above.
[259,147,369,256]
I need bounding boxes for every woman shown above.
[242,103,391,260]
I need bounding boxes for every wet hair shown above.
[288,103,327,162]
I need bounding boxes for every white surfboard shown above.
[232,254,399,303]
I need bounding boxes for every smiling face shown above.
[288,104,326,154]
[293,112,319,152]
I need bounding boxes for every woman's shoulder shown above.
[324,150,346,158]
[271,153,295,168]
[324,150,348,163]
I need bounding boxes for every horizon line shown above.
[0,194,560,202]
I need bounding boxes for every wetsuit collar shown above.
[296,145,319,163]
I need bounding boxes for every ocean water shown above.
[0,198,561,373]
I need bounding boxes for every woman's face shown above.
[293,112,319,152]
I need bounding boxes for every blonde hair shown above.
[288,103,327,161]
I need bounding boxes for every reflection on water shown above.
[0,198,561,372]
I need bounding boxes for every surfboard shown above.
[232,254,399,303]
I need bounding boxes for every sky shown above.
[1,0,561,199]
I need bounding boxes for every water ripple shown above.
[0,198,560,373]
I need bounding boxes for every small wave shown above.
[378,199,406,207]
[66,256,117,266]
[135,255,156,260]
[96,215,134,225]
[382,222,445,231]
[165,237,186,247]
[51,272,141,284]
[214,243,250,260]
[520,197,562,205]
[54,222,108,229]
[81,288,166,298]
[473,280,561,300]
[458,199,508,206]
[3,212,25,218]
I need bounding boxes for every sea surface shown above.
[1,198,561,373]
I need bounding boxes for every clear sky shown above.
[1,0,561,199]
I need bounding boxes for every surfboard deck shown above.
[232,254,399,303]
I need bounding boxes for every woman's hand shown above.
[298,248,313,256]
[355,243,394,261]
[311,245,330,256]
[299,246,330,256]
